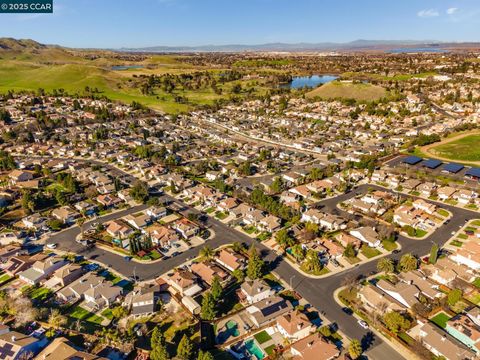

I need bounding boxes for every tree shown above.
[210,276,222,301]
[232,269,244,283]
[447,288,463,306]
[21,190,35,214]
[270,177,284,193]
[201,292,216,320]
[318,325,332,338]
[383,311,410,334]
[151,326,164,350]
[200,245,214,260]
[377,258,394,274]
[177,334,193,360]
[343,243,356,258]
[429,243,439,265]
[348,339,363,359]
[302,250,322,274]
[275,229,295,249]
[130,181,149,203]
[399,253,418,272]
[48,308,67,329]
[197,351,213,360]
[111,306,128,320]
[150,326,169,360]
[246,245,265,280]
[290,244,305,262]
[150,345,169,360]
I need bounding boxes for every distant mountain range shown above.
[1,37,479,53]
[117,39,477,53]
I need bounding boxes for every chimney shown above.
[297,324,302,330]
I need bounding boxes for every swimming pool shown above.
[245,339,265,360]
[217,320,240,344]
[226,320,240,336]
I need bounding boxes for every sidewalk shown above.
[332,285,421,360]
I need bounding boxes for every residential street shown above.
[45,164,479,360]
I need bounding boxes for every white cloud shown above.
[417,9,440,18]
[446,7,458,15]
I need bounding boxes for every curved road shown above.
[46,175,478,360]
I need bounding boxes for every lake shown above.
[111,65,145,71]
[281,75,338,89]
[389,48,448,54]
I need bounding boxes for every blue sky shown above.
[1,0,479,48]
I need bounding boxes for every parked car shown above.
[46,243,57,249]
[358,320,369,329]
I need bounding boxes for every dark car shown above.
[342,307,353,315]
[392,249,401,254]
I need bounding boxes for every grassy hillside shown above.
[306,81,388,101]
[0,39,273,113]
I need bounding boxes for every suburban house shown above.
[349,227,380,248]
[58,273,117,303]
[123,284,161,318]
[83,281,123,311]
[290,332,340,360]
[357,284,406,312]
[216,248,246,272]
[172,218,199,239]
[36,337,108,360]
[18,256,68,285]
[51,206,80,224]
[190,261,229,285]
[105,220,134,239]
[445,314,480,354]
[240,279,275,304]
[166,269,203,297]
[451,242,480,270]
[417,323,476,360]
[376,278,421,308]
[246,296,293,327]
[44,263,83,289]
[276,310,314,341]
[0,328,46,360]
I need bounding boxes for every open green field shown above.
[306,81,387,102]
[0,43,270,113]
[428,134,480,162]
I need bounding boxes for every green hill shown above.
[306,81,387,102]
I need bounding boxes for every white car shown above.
[46,243,57,249]
[357,320,369,329]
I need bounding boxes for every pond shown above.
[281,75,338,89]
[388,48,448,54]
[111,65,145,71]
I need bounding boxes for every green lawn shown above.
[23,286,52,301]
[473,278,480,288]
[472,220,480,227]
[431,134,480,162]
[382,240,398,251]
[69,306,104,324]
[430,312,450,329]
[254,330,272,344]
[451,240,463,247]
[0,273,11,284]
[101,308,114,320]
[361,246,381,259]
[437,209,449,217]
[264,345,276,356]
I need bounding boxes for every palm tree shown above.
[377,258,394,274]
[399,253,418,272]
[200,245,215,260]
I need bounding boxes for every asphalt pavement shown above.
[41,159,479,360]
